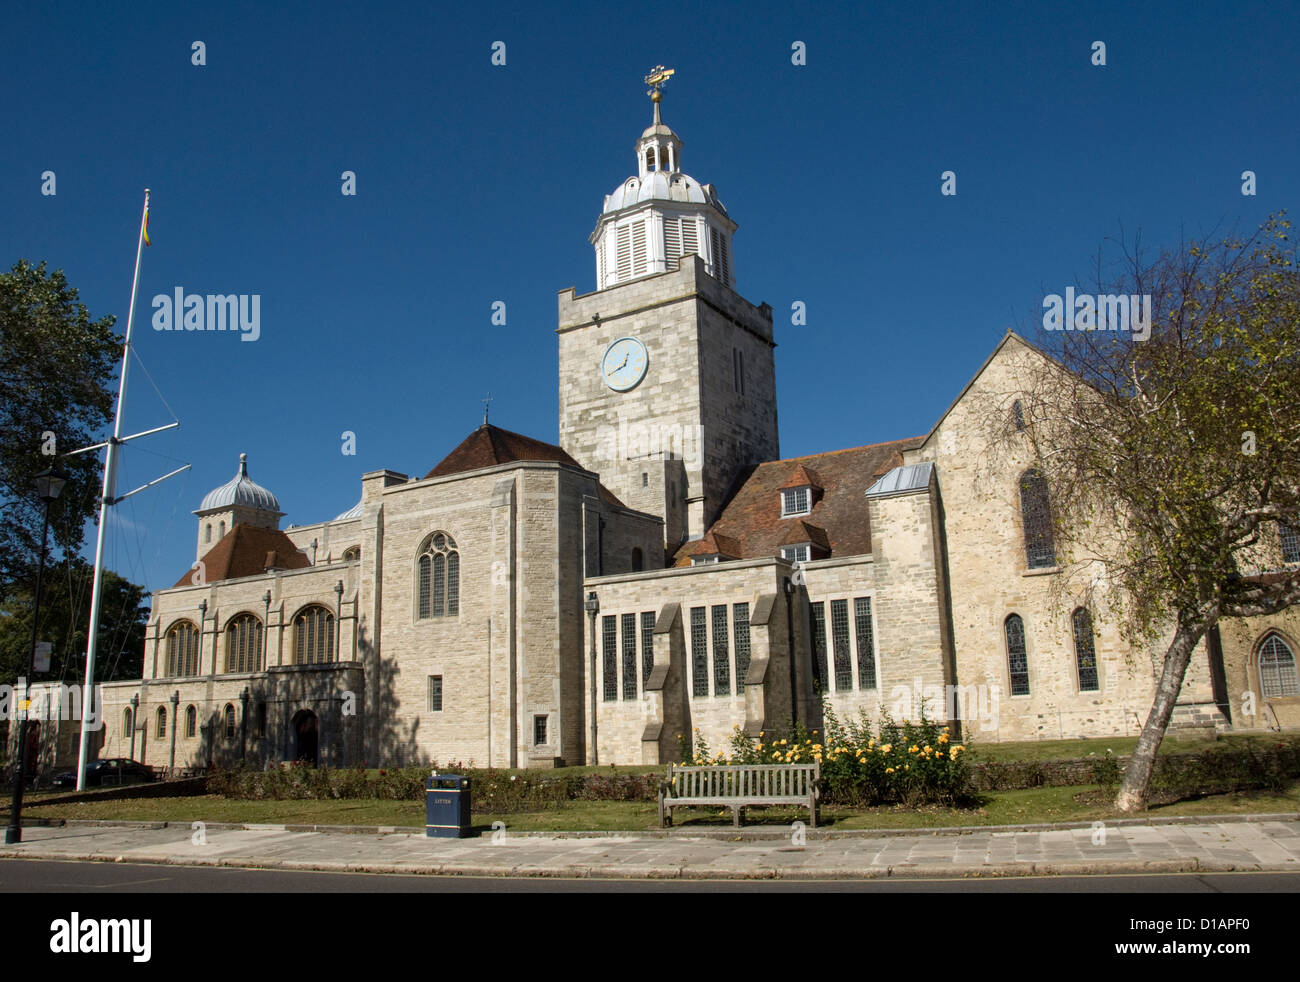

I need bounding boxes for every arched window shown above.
[294,605,335,664]
[416,532,459,619]
[219,520,226,538]
[156,705,167,738]
[1072,607,1099,692]
[122,707,133,738]
[1019,469,1056,569]
[632,547,644,572]
[342,547,360,562]
[224,613,264,673]
[1012,400,1026,432]
[185,704,196,738]
[1005,614,1030,695]
[205,523,212,543]
[1258,634,1299,699]
[165,620,200,677]
[223,703,237,740]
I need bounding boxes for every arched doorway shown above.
[291,710,318,766]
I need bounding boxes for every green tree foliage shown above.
[1006,214,1300,812]
[0,558,149,685]
[0,260,120,598]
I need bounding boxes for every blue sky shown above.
[3,0,1296,597]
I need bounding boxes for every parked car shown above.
[51,758,155,788]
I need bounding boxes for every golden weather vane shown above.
[644,66,675,123]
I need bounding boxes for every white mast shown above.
[73,189,189,790]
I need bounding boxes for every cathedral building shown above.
[60,83,1299,774]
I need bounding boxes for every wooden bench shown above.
[658,762,821,828]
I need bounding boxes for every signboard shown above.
[33,641,52,673]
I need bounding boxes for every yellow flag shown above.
[143,207,151,247]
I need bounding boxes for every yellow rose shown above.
[885,767,895,774]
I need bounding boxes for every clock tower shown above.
[557,70,780,564]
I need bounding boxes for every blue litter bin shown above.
[425,773,471,838]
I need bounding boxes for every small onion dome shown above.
[195,453,282,514]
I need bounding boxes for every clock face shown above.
[600,336,648,391]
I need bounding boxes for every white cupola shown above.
[591,71,738,291]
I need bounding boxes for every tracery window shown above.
[165,621,200,677]
[294,606,335,665]
[225,613,264,673]
[417,532,459,618]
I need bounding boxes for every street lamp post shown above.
[128,693,139,762]
[6,465,68,844]
[240,686,250,762]
[168,690,179,777]
[584,591,600,766]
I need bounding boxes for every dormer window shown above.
[782,487,811,517]
[691,555,720,566]
[781,544,810,564]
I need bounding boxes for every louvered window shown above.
[854,597,877,690]
[712,604,730,695]
[664,216,683,270]
[733,603,751,693]
[710,227,730,284]
[616,224,632,281]
[597,239,606,287]
[831,599,852,692]
[690,606,708,697]
[641,611,655,683]
[681,219,698,262]
[631,219,648,277]
[602,615,617,702]
[809,601,828,692]
[621,612,638,700]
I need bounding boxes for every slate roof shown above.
[176,523,311,587]
[672,437,923,566]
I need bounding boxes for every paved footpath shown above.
[3,815,1300,879]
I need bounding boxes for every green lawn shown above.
[12,780,1298,833]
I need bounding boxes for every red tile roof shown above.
[672,438,922,566]
[779,463,822,490]
[176,523,311,587]
[423,424,633,511]
[424,424,583,480]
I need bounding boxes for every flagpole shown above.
[76,189,150,790]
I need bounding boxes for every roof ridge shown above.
[763,436,925,465]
